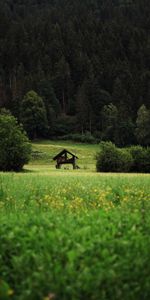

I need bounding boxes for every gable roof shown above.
[53,149,78,160]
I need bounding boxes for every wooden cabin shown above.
[53,149,78,169]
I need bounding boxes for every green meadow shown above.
[31,140,99,168]
[0,141,150,300]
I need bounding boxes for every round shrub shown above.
[129,146,150,173]
[96,142,120,172]
[96,141,133,172]
[0,111,31,171]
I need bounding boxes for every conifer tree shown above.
[135,105,150,146]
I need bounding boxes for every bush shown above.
[129,146,150,173]
[96,142,133,172]
[60,132,97,144]
[0,111,31,171]
[80,132,97,144]
[117,149,133,172]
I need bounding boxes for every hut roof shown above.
[53,149,78,160]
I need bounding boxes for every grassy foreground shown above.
[0,141,150,300]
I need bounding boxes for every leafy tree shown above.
[0,110,31,171]
[20,90,48,139]
[135,104,150,146]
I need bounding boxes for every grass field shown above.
[0,141,150,300]
[31,140,99,169]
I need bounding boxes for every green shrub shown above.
[78,132,96,144]
[129,146,150,173]
[96,142,133,172]
[0,111,31,171]
[117,149,133,172]
[60,132,97,144]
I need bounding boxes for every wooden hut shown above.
[53,149,78,169]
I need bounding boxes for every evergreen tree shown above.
[0,0,150,144]
[101,103,119,144]
[36,79,60,133]
[76,82,93,134]
[54,56,71,113]
[135,104,150,146]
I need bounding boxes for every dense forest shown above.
[0,0,150,145]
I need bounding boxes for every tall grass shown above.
[0,170,150,299]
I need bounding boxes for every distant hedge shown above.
[129,146,150,173]
[59,133,97,144]
[96,142,150,173]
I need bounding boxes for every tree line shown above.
[0,0,150,145]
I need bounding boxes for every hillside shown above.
[0,0,150,145]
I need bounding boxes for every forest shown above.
[0,0,150,145]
